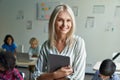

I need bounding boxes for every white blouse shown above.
[32,35,87,80]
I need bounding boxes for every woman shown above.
[33,4,86,80]
[2,34,17,56]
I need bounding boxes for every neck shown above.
[56,33,67,40]
[55,37,67,44]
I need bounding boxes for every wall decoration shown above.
[16,10,24,20]
[93,5,105,14]
[37,2,59,20]
[105,22,115,32]
[72,6,78,16]
[114,6,120,17]
[85,16,95,28]
[26,20,32,30]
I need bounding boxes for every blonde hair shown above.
[29,37,39,45]
[48,4,76,48]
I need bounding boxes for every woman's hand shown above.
[36,66,73,80]
[53,66,73,79]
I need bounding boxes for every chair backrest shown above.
[16,45,24,52]
[20,72,25,79]
[112,52,120,62]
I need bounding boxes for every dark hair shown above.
[4,34,14,45]
[0,51,16,71]
[99,59,116,76]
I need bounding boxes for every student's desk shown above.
[16,59,37,80]
[16,60,36,66]
[93,61,120,74]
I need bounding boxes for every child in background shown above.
[2,34,17,56]
[28,37,41,58]
[0,51,23,80]
[92,59,120,80]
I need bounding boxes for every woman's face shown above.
[55,11,72,35]
[7,37,12,45]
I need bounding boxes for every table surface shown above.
[16,57,37,67]
[16,60,36,66]
[16,58,37,80]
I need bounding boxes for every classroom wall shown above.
[0,0,120,73]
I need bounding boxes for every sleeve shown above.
[38,45,41,53]
[13,43,17,53]
[2,44,7,51]
[92,71,100,80]
[13,68,24,80]
[2,44,6,50]
[13,43,17,49]
[32,42,48,80]
[32,54,44,79]
[112,73,120,80]
[28,47,33,56]
[37,45,41,56]
[68,37,87,80]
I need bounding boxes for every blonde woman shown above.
[33,4,86,80]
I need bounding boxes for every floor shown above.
[18,67,93,80]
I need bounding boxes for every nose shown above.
[63,21,67,27]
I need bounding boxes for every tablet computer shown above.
[47,54,70,72]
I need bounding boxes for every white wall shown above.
[0,0,120,73]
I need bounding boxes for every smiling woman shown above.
[55,11,72,35]
[54,11,72,52]
[32,4,86,80]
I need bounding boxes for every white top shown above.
[32,35,87,80]
[28,45,41,57]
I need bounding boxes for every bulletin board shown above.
[37,2,59,20]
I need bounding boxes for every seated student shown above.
[2,34,17,56]
[92,59,120,80]
[28,37,41,58]
[0,51,23,80]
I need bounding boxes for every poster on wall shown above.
[85,16,95,28]
[37,2,59,20]
[114,6,120,18]
[72,6,78,16]
[16,10,24,20]
[93,5,105,14]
